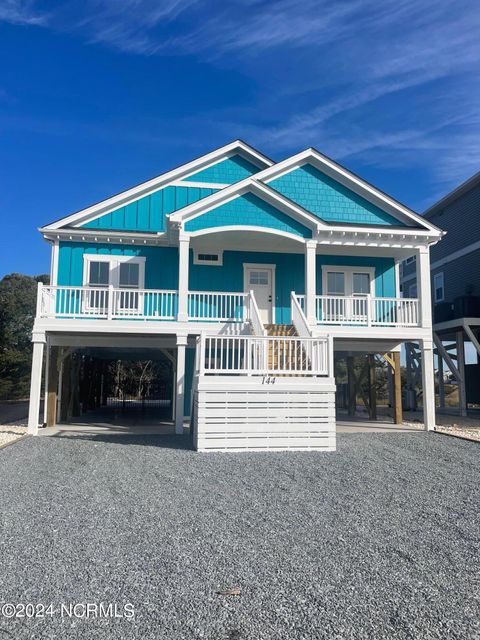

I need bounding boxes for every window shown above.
[119,262,140,288]
[352,273,370,295]
[323,267,373,297]
[83,255,145,313]
[88,261,109,286]
[406,255,416,265]
[409,283,417,298]
[249,270,269,285]
[326,272,345,295]
[434,272,444,302]
[193,250,223,266]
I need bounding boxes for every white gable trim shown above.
[43,140,274,231]
[169,178,324,234]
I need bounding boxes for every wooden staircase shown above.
[264,324,309,373]
[265,324,297,337]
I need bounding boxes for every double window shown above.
[83,255,145,313]
[322,266,374,322]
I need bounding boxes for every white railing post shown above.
[366,294,372,327]
[107,284,114,320]
[305,239,317,325]
[36,282,43,317]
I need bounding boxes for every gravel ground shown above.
[0,423,27,447]
[0,433,478,640]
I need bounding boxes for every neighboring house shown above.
[28,141,443,450]
[401,171,480,415]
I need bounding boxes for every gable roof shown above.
[169,178,324,240]
[169,147,443,238]
[41,140,274,232]
[254,148,443,234]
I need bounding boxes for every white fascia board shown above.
[169,178,323,233]
[42,140,274,231]
[251,148,443,236]
[41,227,170,246]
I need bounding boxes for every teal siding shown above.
[316,256,396,297]
[185,192,312,238]
[184,155,260,184]
[269,165,406,227]
[190,250,305,324]
[81,186,217,233]
[58,242,179,289]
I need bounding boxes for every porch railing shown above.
[198,335,331,377]
[37,285,249,323]
[294,294,420,327]
[38,285,178,320]
[187,291,247,322]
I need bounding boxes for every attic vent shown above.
[193,251,223,266]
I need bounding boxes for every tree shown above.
[0,273,49,400]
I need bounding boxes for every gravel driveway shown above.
[0,433,478,639]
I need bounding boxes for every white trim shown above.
[193,250,224,266]
[243,263,276,324]
[42,141,273,231]
[321,265,375,297]
[51,240,59,286]
[433,272,445,303]
[170,180,227,190]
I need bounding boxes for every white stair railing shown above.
[247,290,267,336]
[291,291,312,337]
[198,335,331,377]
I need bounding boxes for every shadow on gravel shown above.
[48,433,194,450]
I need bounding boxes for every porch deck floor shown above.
[40,405,175,437]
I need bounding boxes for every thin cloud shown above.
[0,0,46,25]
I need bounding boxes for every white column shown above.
[437,351,445,409]
[417,246,432,329]
[420,339,436,431]
[305,240,317,325]
[177,234,190,322]
[43,337,50,424]
[27,338,45,435]
[175,335,188,434]
[456,330,467,416]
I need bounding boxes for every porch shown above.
[36,283,420,329]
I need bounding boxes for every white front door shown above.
[245,266,274,324]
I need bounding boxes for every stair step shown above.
[265,324,298,337]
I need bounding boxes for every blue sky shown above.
[1,0,479,277]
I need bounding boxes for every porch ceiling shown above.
[190,228,304,253]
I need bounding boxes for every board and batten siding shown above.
[56,244,396,321]
[80,185,218,233]
[57,242,179,289]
